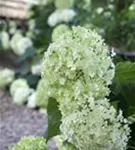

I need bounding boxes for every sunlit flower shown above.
[48,9,76,27]
[0,68,15,88]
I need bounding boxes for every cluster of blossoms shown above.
[10,32,33,56]
[10,79,34,105]
[42,26,115,116]
[35,79,48,109]
[31,61,42,76]
[9,78,48,109]
[47,9,76,27]
[42,26,130,149]
[9,136,47,150]
[61,98,130,150]
[52,24,70,42]
[0,68,15,89]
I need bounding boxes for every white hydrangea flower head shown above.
[60,98,130,150]
[52,24,70,42]
[41,26,130,149]
[10,78,29,96]
[31,61,42,76]
[96,7,104,14]
[42,26,115,115]
[129,3,135,11]
[16,37,33,56]
[10,32,23,54]
[12,88,33,105]
[47,9,76,27]
[36,79,49,109]
[27,91,37,108]
[0,68,15,88]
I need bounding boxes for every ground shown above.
[0,90,57,150]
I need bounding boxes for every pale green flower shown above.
[12,88,33,105]
[11,32,33,56]
[8,136,47,150]
[10,78,33,105]
[36,79,49,109]
[10,32,23,55]
[31,61,42,75]
[48,9,76,27]
[60,98,130,150]
[41,26,130,149]
[42,26,115,116]
[0,68,15,89]
[16,37,33,56]
[52,24,70,42]
[10,79,29,96]
[27,91,37,108]
[96,7,104,14]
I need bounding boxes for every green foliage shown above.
[111,62,135,117]
[45,97,62,142]
[8,136,47,150]
[114,62,135,84]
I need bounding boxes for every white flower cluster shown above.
[52,24,70,42]
[48,9,76,27]
[31,61,42,76]
[0,68,15,89]
[10,33,33,56]
[35,79,48,109]
[42,26,115,115]
[60,98,130,150]
[27,92,37,108]
[41,26,130,149]
[10,79,33,105]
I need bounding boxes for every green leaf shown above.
[26,74,40,88]
[111,62,135,117]
[114,62,135,84]
[45,97,62,142]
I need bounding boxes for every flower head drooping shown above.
[60,98,130,150]
[41,26,130,149]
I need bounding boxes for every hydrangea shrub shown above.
[41,26,130,150]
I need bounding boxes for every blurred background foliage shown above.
[0,0,135,148]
